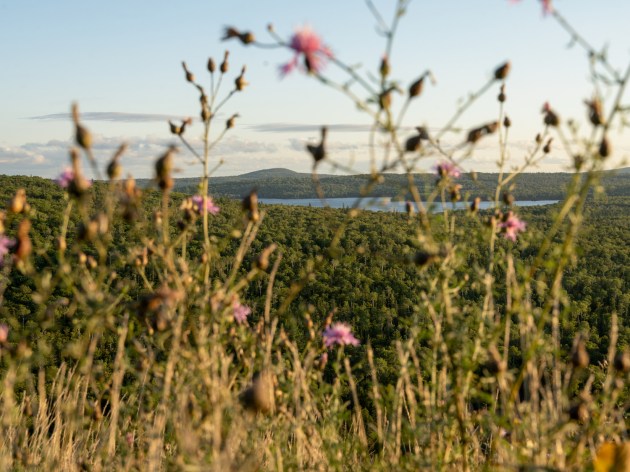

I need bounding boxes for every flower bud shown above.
[242,190,259,222]
[409,76,424,98]
[14,219,32,262]
[222,27,255,45]
[543,138,553,154]
[470,197,481,214]
[586,98,604,126]
[9,189,27,214]
[182,62,195,83]
[226,114,239,129]
[235,66,248,91]
[239,371,275,414]
[379,55,390,78]
[494,61,511,80]
[542,102,560,127]
[306,127,327,163]
[207,58,216,73]
[220,51,229,74]
[503,115,511,128]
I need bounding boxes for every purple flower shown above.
[191,195,220,215]
[55,168,74,188]
[280,26,333,76]
[0,323,8,343]
[233,303,251,324]
[435,161,461,179]
[499,212,527,242]
[0,235,14,267]
[323,322,360,348]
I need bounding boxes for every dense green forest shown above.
[1,174,628,379]
[139,166,630,200]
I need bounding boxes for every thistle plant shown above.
[0,0,628,470]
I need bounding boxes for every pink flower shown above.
[435,161,461,179]
[191,195,220,215]
[55,168,92,190]
[233,303,251,324]
[0,235,14,267]
[510,0,553,16]
[0,323,8,343]
[280,25,333,76]
[499,212,527,242]
[323,322,360,348]
[55,168,74,188]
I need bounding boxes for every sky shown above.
[1,0,630,179]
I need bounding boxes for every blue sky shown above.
[1,0,629,178]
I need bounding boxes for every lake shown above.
[259,197,559,212]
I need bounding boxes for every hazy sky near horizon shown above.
[1,0,630,179]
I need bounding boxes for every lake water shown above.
[259,197,559,213]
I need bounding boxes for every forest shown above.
[140,166,630,201]
[2,0,630,469]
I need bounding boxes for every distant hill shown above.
[236,168,302,179]
[131,167,630,201]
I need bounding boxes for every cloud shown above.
[250,123,373,133]
[28,112,192,123]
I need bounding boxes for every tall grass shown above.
[0,1,629,470]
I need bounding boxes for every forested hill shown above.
[138,167,630,200]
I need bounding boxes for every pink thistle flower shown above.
[191,195,220,215]
[0,235,14,267]
[499,212,527,242]
[323,322,360,348]
[280,25,333,76]
[435,161,461,179]
[233,302,251,324]
[0,323,8,343]
[55,168,74,188]
[510,0,553,16]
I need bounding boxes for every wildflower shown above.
[323,322,360,348]
[233,302,251,324]
[191,195,220,215]
[280,25,333,76]
[499,212,526,242]
[542,102,560,127]
[55,168,74,188]
[0,236,14,266]
[435,161,461,179]
[0,323,8,343]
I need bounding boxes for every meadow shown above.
[1,0,629,470]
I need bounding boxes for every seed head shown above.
[182,62,195,83]
[586,98,604,126]
[242,190,259,222]
[221,51,230,74]
[542,102,560,127]
[379,55,390,78]
[235,66,248,91]
[409,76,425,98]
[222,27,255,45]
[494,61,511,80]
[306,126,327,163]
